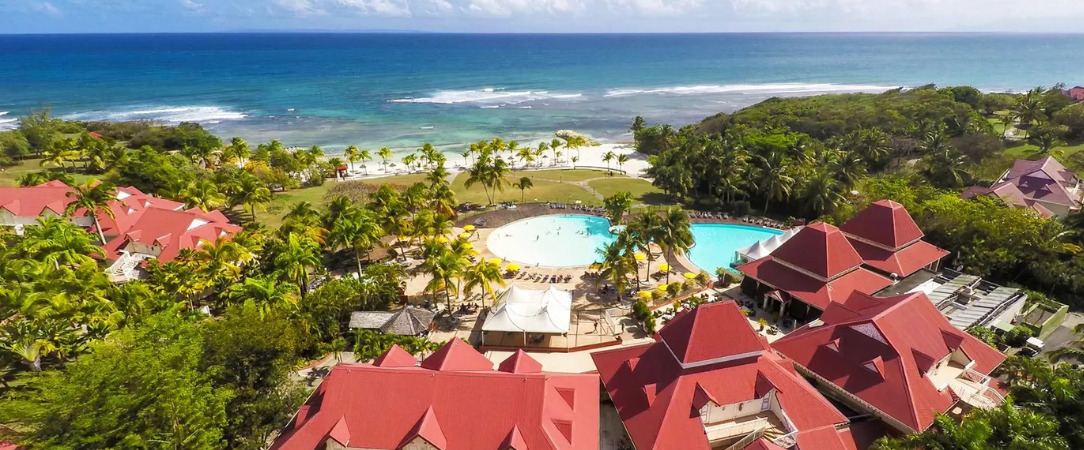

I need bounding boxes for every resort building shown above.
[1063,86,1084,102]
[272,340,599,450]
[879,269,1028,332]
[480,284,574,349]
[961,156,1084,218]
[0,181,240,281]
[838,200,949,279]
[737,201,952,323]
[736,222,894,322]
[771,291,1007,434]
[591,301,863,450]
[348,307,435,336]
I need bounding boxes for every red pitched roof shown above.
[100,206,241,262]
[770,222,865,280]
[848,239,949,278]
[273,342,598,450]
[997,157,1081,208]
[591,301,850,450]
[840,200,924,250]
[771,292,1006,432]
[498,349,543,373]
[0,181,75,217]
[737,256,892,311]
[658,301,766,365]
[373,344,418,367]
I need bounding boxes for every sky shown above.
[2,0,1084,34]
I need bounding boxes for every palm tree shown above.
[344,145,360,173]
[359,148,372,175]
[402,153,418,172]
[18,217,103,268]
[233,175,272,223]
[755,152,794,214]
[513,177,533,203]
[657,208,693,284]
[603,150,616,172]
[465,152,511,205]
[328,206,384,275]
[596,240,635,301]
[603,191,634,225]
[272,233,323,299]
[378,147,392,173]
[227,137,250,166]
[64,181,116,244]
[631,212,664,283]
[804,171,846,218]
[181,179,226,212]
[416,241,468,310]
[516,146,535,167]
[1014,87,1047,138]
[224,276,299,317]
[1030,125,1067,155]
[551,138,564,164]
[462,259,506,308]
[192,238,253,287]
[429,184,458,219]
[617,154,629,173]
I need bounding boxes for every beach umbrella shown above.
[638,291,652,299]
[464,225,475,232]
[463,242,473,249]
[634,253,647,261]
[684,272,697,280]
[469,249,481,256]
[436,236,449,243]
[489,258,502,265]
[658,263,670,272]
[657,284,669,292]
[507,263,521,272]
[458,232,470,239]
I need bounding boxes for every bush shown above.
[728,200,752,217]
[1004,325,1035,348]
[643,315,657,334]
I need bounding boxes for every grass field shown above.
[451,172,600,206]
[1003,142,1084,158]
[0,159,98,187]
[587,178,668,205]
[525,168,614,182]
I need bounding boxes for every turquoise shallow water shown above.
[2,33,1082,156]
[487,214,616,268]
[687,224,783,273]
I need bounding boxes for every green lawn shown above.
[0,159,98,187]
[525,168,614,182]
[1004,142,1084,158]
[587,178,668,205]
[256,173,434,226]
[451,172,599,205]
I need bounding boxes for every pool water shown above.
[487,214,616,268]
[687,224,783,273]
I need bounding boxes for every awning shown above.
[482,284,572,334]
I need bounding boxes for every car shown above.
[1018,347,1040,358]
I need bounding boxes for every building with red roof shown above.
[273,340,599,450]
[962,156,1083,218]
[737,222,893,322]
[0,182,239,281]
[591,301,861,450]
[1063,86,1084,102]
[771,291,1006,433]
[839,200,949,279]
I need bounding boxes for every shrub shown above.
[728,200,751,216]
[1004,325,1035,348]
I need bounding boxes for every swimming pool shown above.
[486,214,616,268]
[687,223,783,273]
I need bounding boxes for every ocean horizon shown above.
[2,32,1082,156]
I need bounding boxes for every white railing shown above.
[107,251,148,282]
[705,417,771,443]
[724,428,765,450]
[772,430,799,448]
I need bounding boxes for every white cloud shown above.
[275,0,326,16]
[180,0,204,12]
[462,0,586,17]
[32,1,62,17]
[335,0,412,17]
[605,0,703,16]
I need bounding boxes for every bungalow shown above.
[1063,86,1084,102]
[962,156,1084,218]
[591,301,863,450]
[0,181,240,281]
[838,200,949,279]
[771,291,1007,434]
[272,340,599,450]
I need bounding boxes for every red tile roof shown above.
[273,342,598,450]
[848,239,949,278]
[737,257,892,311]
[771,292,1006,432]
[591,301,850,450]
[0,183,237,263]
[961,183,1057,219]
[840,200,924,251]
[499,349,543,373]
[998,156,1081,209]
[770,222,865,280]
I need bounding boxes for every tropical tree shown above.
[270,233,323,299]
[513,176,534,203]
[1029,124,1068,155]
[603,150,616,172]
[378,147,392,173]
[224,276,299,317]
[328,206,384,275]
[415,241,468,310]
[344,145,361,172]
[191,238,253,289]
[181,179,227,212]
[465,151,512,205]
[596,239,636,301]
[630,212,665,283]
[617,154,629,173]
[233,174,272,223]
[755,152,794,214]
[64,181,116,244]
[1014,87,1047,138]
[462,259,506,308]
[516,145,535,167]
[603,191,634,225]
[872,400,1066,450]
[803,171,846,218]
[657,208,693,284]
[226,137,251,166]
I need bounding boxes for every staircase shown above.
[107,252,146,282]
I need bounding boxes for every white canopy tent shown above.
[733,227,803,265]
[482,284,572,335]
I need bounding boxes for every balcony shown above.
[704,412,787,449]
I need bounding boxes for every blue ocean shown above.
[1,33,1081,155]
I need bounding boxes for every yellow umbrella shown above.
[658,263,671,272]
[458,232,470,239]
[469,249,481,256]
[657,284,669,292]
[436,236,449,243]
[684,272,697,280]
[397,235,408,241]
[638,291,652,299]
[464,225,475,232]
[489,258,502,265]
[634,253,647,261]
[507,263,521,271]
[463,242,474,249]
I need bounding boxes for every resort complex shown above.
[962,156,1084,218]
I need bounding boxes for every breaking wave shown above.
[605,83,899,97]
[61,106,247,124]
